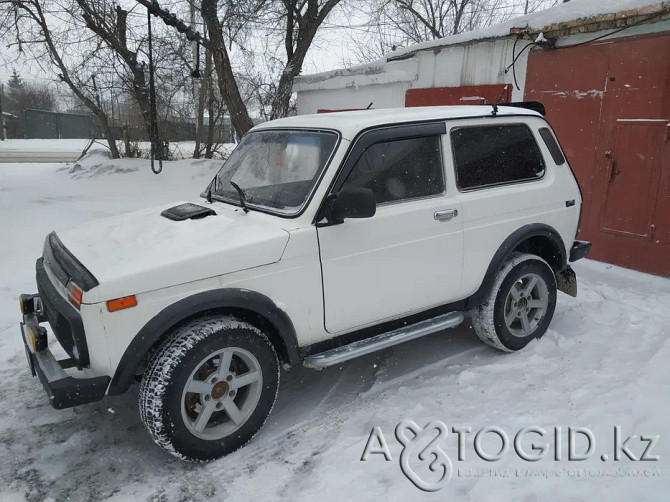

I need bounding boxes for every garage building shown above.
[294,0,670,277]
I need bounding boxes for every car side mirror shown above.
[322,187,376,224]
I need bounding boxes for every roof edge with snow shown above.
[297,0,670,86]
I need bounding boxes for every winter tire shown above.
[471,252,557,352]
[139,315,279,462]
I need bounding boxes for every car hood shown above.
[55,202,290,303]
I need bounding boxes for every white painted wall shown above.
[294,17,670,117]
[295,0,670,116]
[295,38,531,115]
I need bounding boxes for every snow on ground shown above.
[0,140,235,163]
[0,139,94,153]
[0,158,668,501]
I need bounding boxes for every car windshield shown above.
[205,129,339,215]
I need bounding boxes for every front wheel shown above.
[139,316,279,462]
[471,252,557,352]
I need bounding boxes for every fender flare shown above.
[464,223,567,310]
[107,288,300,395]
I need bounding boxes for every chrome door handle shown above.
[434,209,458,221]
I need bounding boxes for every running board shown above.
[303,311,464,369]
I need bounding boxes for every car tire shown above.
[471,252,557,352]
[139,315,279,462]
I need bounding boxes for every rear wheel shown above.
[139,315,279,462]
[471,253,557,352]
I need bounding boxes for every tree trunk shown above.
[205,78,216,159]
[204,49,215,158]
[76,0,154,142]
[193,84,204,159]
[269,29,316,120]
[269,0,341,120]
[201,0,254,138]
[122,126,132,157]
[94,110,121,158]
[191,3,202,159]
[132,70,154,143]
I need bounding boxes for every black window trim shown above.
[312,113,564,224]
[343,132,447,208]
[449,122,547,193]
[331,122,447,193]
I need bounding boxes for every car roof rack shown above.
[491,101,546,116]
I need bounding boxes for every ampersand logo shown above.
[395,420,453,492]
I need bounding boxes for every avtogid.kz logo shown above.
[396,420,453,491]
[360,420,660,492]
[361,420,453,492]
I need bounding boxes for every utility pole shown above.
[191,1,202,158]
[0,83,5,140]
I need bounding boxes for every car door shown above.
[447,119,573,296]
[316,122,463,334]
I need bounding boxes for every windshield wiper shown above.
[204,175,218,203]
[229,181,249,213]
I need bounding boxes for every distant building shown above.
[294,0,670,277]
[2,111,19,138]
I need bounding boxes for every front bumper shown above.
[20,306,110,409]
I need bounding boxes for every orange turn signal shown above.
[68,283,83,309]
[107,295,137,312]
[26,325,38,351]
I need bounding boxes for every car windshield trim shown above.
[200,128,341,217]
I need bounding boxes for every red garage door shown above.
[405,84,512,107]
[525,34,670,277]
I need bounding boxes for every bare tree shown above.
[339,16,408,66]
[344,0,558,65]
[136,0,343,135]
[262,0,343,119]
[371,0,494,43]
[73,0,157,142]
[199,0,255,136]
[0,0,120,157]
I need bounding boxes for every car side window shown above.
[341,136,445,204]
[538,127,566,165]
[451,124,545,191]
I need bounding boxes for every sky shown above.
[0,1,557,105]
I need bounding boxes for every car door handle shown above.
[434,209,458,221]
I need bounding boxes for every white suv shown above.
[19,104,591,461]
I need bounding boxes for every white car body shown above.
[20,105,585,409]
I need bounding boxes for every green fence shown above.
[22,108,236,142]
[24,109,99,139]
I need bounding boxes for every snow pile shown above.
[67,150,141,176]
[0,161,668,500]
[64,149,228,181]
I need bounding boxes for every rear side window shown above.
[451,124,545,191]
[538,127,566,165]
[342,136,445,204]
